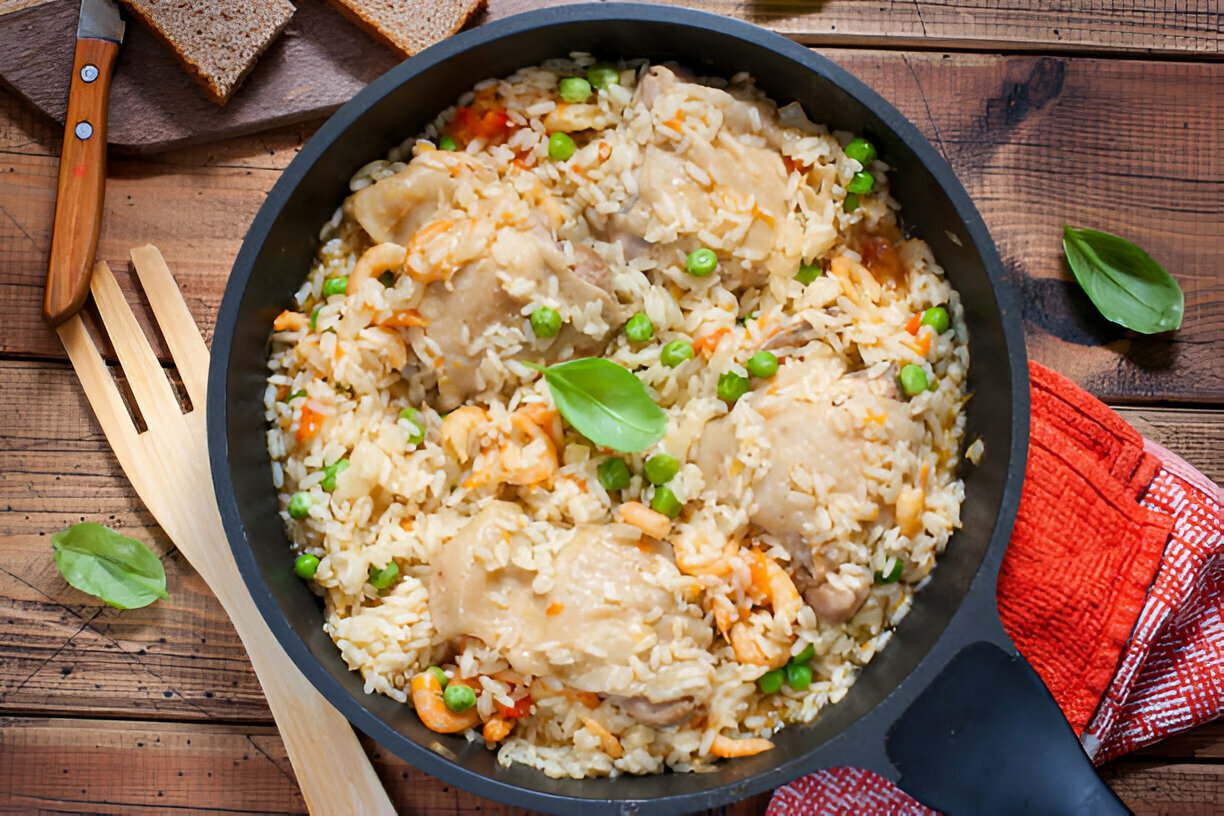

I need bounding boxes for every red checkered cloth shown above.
[768,363,1223,815]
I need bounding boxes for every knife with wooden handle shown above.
[43,0,125,326]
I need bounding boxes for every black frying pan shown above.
[208,5,1130,813]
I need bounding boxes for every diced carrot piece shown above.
[295,404,324,442]
[273,309,305,331]
[380,309,428,328]
[546,602,564,616]
[905,313,922,336]
[693,328,729,356]
[482,716,513,743]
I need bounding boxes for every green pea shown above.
[644,453,680,486]
[757,667,785,694]
[293,553,320,579]
[786,661,813,691]
[548,132,576,161]
[320,458,350,491]
[309,305,322,331]
[426,665,449,689]
[660,339,695,368]
[530,305,562,339]
[368,561,399,590]
[792,643,816,666]
[717,370,750,404]
[586,62,620,91]
[685,248,718,277]
[795,263,823,285]
[844,137,877,165]
[399,407,425,445]
[875,557,904,584]
[559,76,592,103]
[322,277,348,298]
[650,485,683,518]
[597,457,631,491]
[443,682,477,713]
[378,270,395,287]
[847,171,875,195]
[438,134,457,151]
[747,350,779,379]
[288,491,312,519]
[625,312,654,343]
[899,364,929,397]
[921,306,950,334]
[842,194,860,213]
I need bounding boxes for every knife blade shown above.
[43,0,125,326]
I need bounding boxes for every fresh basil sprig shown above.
[51,523,168,609]
[523,358,667,452]
[1062,225,1183,334]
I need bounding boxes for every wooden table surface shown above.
[2,1,1222,813]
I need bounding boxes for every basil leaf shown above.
[1062,225,1183,334]
[524,358,667,452]
[51,523,169,609]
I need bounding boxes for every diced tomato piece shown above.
[450,106,512,146]
[497,694,533,720]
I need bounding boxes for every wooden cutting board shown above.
[0,0,400,152]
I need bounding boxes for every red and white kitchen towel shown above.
[768,362,1223,815]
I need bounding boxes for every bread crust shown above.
[325,0,488,59]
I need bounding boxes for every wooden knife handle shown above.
[44,37,119,326]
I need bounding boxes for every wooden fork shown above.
[57,245,396,816]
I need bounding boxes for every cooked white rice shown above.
[264,55,968,779]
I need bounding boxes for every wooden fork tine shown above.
[129,245,210,409]
[88,260,183,432]
[56,314,142,469]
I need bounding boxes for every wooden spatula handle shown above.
[44,37,118,326]
[190,517,395,814]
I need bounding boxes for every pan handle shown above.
[886,641,1131,815]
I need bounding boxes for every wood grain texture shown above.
[3,0,1220,152]
[3,52,1221,400]
[0,717,1216,815]
[481,0,1224,55]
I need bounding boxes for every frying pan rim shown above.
[207,4,1030,812]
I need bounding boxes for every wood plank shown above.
[482,0,1223,56]
[0,360,269,722]
[2,358,1220,724]
[2,1,1216,155]
[0,717,1216,815]
[1098,760,1224,816]
[0,717,772,816]
[1115,408,1224,484]
[2,53,1220,401]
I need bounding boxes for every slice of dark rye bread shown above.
[117,0,297,105]
[325,0,487,59]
